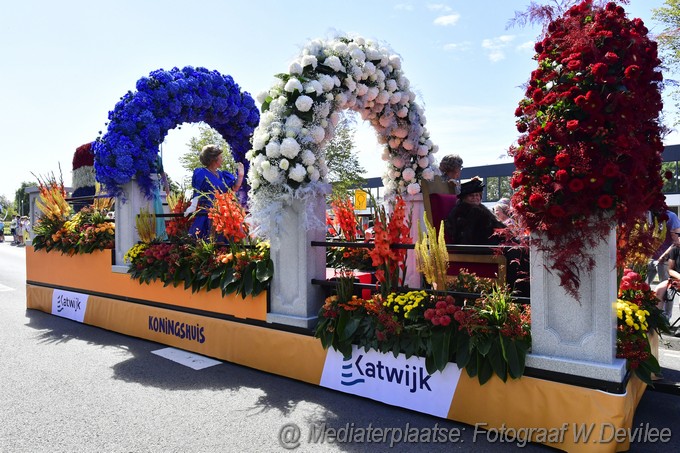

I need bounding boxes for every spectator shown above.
[11,215,19,245]
[648,210,680,284]
[654,228,680,319]
[445,178,505,245]
[0,218,4,242]
[438,154,464,195]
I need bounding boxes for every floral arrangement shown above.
[71,142,96,194]
[33,204,115,255]
[325,195,374,271]
[510,1,665,295]
[32,172,115,255]
[94,66,259,198]
[164,191,192,239]
[125,238,272,298]
[315,283,531,384]
[247,34,439,237]
[616,268,669,384]
[369,196,412,297]
[415,217,449,291]
[125,187,273,298]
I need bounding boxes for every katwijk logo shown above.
[341,353,432,393]
[56,294,82,313]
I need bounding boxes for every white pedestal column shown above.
[267,194,328,329]
[402,193,424,289]
[526,228,626,382]
[113,179,155,270]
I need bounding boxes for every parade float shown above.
[25,2,671,451]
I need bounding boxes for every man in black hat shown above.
[445,177,506,245]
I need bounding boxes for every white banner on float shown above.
[51,289,89,323]
[320,345,461,418]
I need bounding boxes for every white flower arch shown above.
[247,34,439,236]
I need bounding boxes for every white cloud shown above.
[427,3,452,12]
[516,40,535,53]
[394,3,414,11]
[481,35,516,62]
[433,13,461,26]
[443,41,472,52]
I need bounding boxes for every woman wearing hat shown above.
[445,177,506,245]
[184,144,244,239]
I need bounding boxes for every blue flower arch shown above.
[94,66,260,198]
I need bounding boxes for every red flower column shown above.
[511,2,665,382]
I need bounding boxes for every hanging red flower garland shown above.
[510,0,666,296]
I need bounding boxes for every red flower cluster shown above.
[208,190,247,243]
[331,197,359,241]
[165,198,192,238]
[424,295,459,327]
[511,1,665,295]
[369,196,412,289]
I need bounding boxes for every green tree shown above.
[654,0,680,125]
[324,113,366,197]
[14,182,33,216]
[179,123,237,186]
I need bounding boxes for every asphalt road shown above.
[1,240,679,452]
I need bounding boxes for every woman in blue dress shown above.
[184,144,244,239]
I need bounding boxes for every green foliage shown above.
[125,239,273,299]
[14,181,33,216]
[315,275,532,384]
[654,0,680,125]
[325,113,366,197]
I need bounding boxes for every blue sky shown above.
[0,0,672,200]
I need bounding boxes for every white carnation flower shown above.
[397,106,409,118]
[386,79,397,92]
[332,75,341,87]
[305,80,323,96]
[322,55,345,72]
[402,167,416,182]
[351,65,364,80]
[402,140,414,151]
[344,77,357,92]
[418,157,429,168]
[308,166,320,182]
[301,149,316,166]
[356,83,368,96]
[265,141,281,158]
[366,86,379,101]
[284,78,303,93]
[398,76,410,90]
[250,179,260,190]
[252,131,269,151]
[417,145,430,156]
[393,127,409,138]
[365,48,380,60]
[289,163,307,182]
[333,41,348,54]
[289,61,303,75]
[376,90,390,104]
[389,92,402,104]
[279,159,290,170]
[379,115,394,128]
[310,126,325,143]
[315,102,330,119]
[261,160,271,171]
[285,115,303,133]
[301,54,318,69]
[388,169,401,180]
[259,111,275,128]
[355,36,366,46]
[388,138,402,148]
[318,74,335,92]
[422,168,435,180]
[391,155,405,169]
[350,48,366,63]
[256,91,269,104]
[280,137,301,159]
[295,95,314,112]
[263,166,282,184]
[363,61,376,76]
[389,55,401,70]
[406,182,421,195]
[432,144,439,153]
[335,92,348,107]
